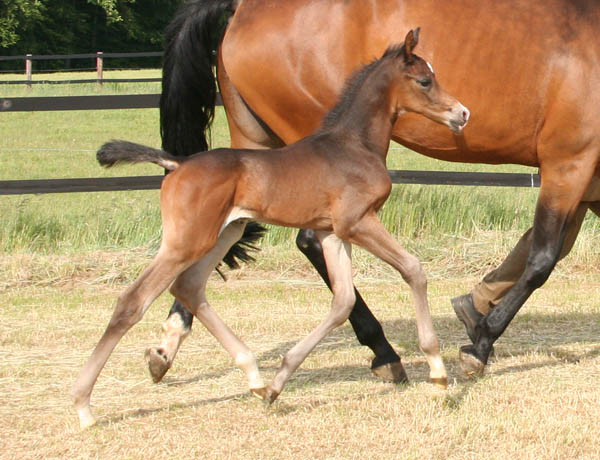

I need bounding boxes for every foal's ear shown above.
[403,27,420,60]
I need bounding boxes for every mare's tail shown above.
[161,0,266,269]
[97,140,182,171]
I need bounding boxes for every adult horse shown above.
[148,0,600,380]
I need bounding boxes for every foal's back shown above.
[162,131,390,232]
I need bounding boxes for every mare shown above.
[149,0,600,381]
[71,30,469,429]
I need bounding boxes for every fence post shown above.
[25,54,32,90]
[96,52,103,88]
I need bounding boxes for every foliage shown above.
[0,0,45,48]
[0,0,184,70]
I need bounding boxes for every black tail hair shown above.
[161,0,266,271]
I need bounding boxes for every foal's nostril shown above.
[462,108,470,123]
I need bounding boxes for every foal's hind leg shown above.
[266,232,356,402]
[170,221,265,395]
[346,213,447,388]
[145,301,192,383]
[146,63,285,384]
[71,251,189,429]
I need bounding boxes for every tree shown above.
[0,0,184,70]
[0,0,45,48]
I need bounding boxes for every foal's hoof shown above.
[250,387,268,400]
[144,347,171,383]
[429,377,448,389]
[459,345,486,379]
[371,361,409,384]
[264,386,280,404]
[75,405,97,430]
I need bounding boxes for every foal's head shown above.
[386,29,469,133]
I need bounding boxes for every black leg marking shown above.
[167,299,194,331]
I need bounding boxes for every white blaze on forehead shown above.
[426,61,435,74]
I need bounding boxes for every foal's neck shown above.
[320,64,397,160]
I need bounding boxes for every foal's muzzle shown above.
[449,105,470,133]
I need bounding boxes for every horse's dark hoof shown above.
[144,347,171,383]
[451,294,482,343]
[459,345,486,379]
[452,294,496,357]
[371,361,409,384]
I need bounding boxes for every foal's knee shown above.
[109,292,145,332]
[400,254,427,289]
[330,288,356,327]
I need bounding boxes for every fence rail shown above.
[0,92,540,195]
[0,51,163,62]
[0,171,540,196]
[0,51,163,86]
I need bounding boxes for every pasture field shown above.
[2,70,600,258]
[1,71,599,459]
[0,249,599,459]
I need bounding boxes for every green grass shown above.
[1,70,599,270]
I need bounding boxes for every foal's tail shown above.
[97,140,182,171]
[161,0,266,270]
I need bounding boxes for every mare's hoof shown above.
[144,347,170,383]
[371,361,409,384]
[452,294,495,356]
[430,376,448,389]
[265,386,280,404]
[459,345,486,379]
[451,293,482,344]
[250,387,267,400]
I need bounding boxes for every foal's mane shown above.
[320,44,406,131]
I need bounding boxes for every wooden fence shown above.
[0,51,162,86]
[0,51,540,195]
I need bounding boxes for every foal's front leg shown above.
[348,213,447,388]
[296,229,406,383]
[265,232,356,402]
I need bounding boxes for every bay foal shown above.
[72,29,469,429]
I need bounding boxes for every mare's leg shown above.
[145,59,286,383]
[266,232,356,402]
[460,154,598,377]
[170,221,265,394]
[296,229,406,382]
[345,213,447,387]
[72,250,190,429]
[453,203,589,344]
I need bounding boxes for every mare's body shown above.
[151,0,600,379]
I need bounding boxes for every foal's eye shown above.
[417,78,432,88]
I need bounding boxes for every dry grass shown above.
[1,248,599,460]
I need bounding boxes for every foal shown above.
[72,29,469,429]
